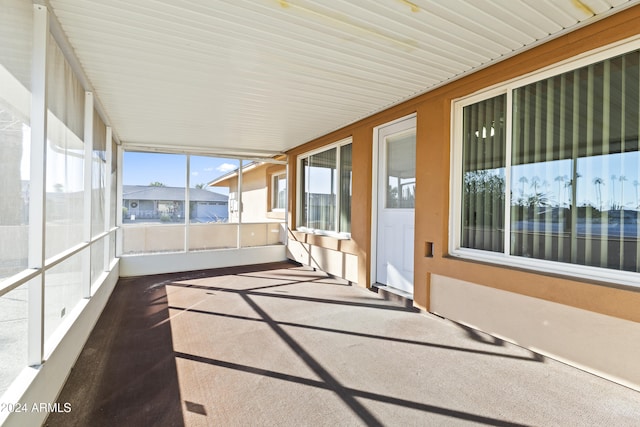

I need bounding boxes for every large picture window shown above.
[454,48,640,283]
[299,139,352,235]
[121,152,286,254]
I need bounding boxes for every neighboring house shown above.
[122,185,228,223]
[207,161,286,223]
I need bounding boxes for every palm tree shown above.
[555,175,566,206]
[566,173,581,207]
[530,176,541,194]
[611,174,617,207]
[593,177,604,211]
[519,176,528,196]
[619,175,627,209]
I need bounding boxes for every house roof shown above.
[123,185,228,203]
[47,1,640,157]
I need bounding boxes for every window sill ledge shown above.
[295,228,351,240]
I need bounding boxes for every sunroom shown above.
[2,1,640,426]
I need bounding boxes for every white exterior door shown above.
[376,116,416,295]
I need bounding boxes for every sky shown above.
[123,152,241,195]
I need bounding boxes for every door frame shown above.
[370,112,417,288]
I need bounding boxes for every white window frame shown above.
[450,36,640,288]
[297,137,352,239]
[271,172,287,212]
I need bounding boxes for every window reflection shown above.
[461,94,506,253]
[510,51,640,272]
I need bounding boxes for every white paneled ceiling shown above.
[48,0,639,156]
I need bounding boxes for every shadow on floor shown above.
[44,261,640,426]
[44,271,185,427]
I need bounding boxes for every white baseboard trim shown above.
[119,245,287,277]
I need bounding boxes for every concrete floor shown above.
[46,262,640,426]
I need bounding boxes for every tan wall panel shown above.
[349,125,373,286]
[144,225,184,253]
[413,98,448,310]
[286,240,358,283]
[240,222,267,247]
[188,224,237,250]
[287,239,310,266]
[240,222,284,247]
[123,225,186,254]
[432,257,640,323]
[431,274,640,391]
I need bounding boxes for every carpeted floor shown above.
[45,261,640,426]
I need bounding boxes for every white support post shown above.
[185,155,190,252]
[237,160,243,249]
[284,160,289,245]
[104,126,113,270]
[335,147,341,233]
[28,4,49,367]
[116,144,124,257]
[83,91,94,298]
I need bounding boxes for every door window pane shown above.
[385,131,416,209]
